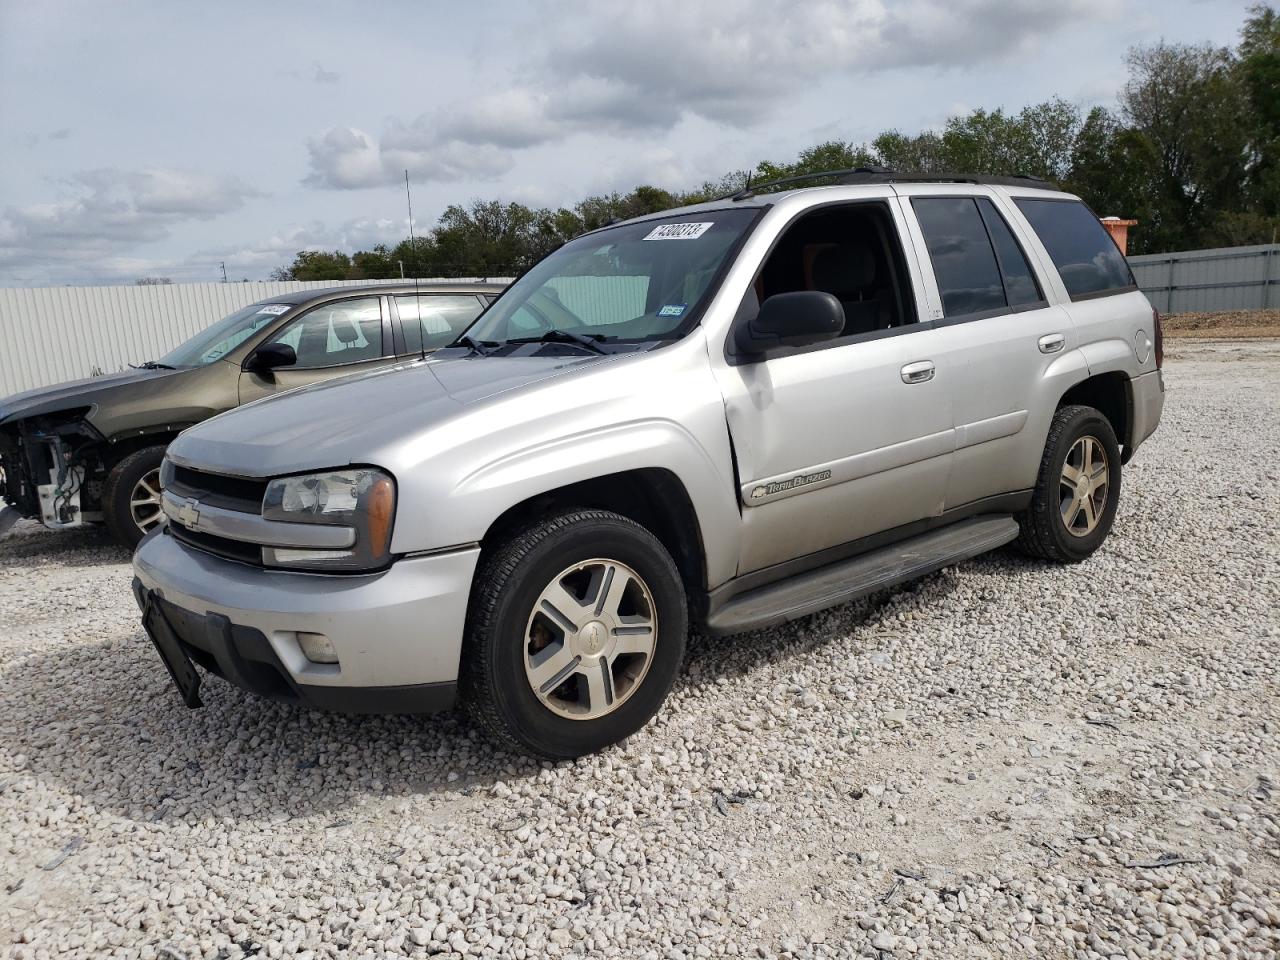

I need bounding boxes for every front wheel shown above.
[102,445,168,549]
[462,509,688,759]
[1016,404,1122,563]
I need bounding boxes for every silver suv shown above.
[132,170,1165,758]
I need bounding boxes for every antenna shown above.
[405,169,425,360]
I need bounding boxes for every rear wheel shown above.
[462,509,687,759]
[1016,405,1121,563]
[103,445,168,548]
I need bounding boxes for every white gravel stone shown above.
[1,340,1278,959]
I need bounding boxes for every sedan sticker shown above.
[643,222,714,241]
[657,303,687,318]
[257,304,290,315]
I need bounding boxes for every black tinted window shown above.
[912,198,1006,317]
[1014,198,1135,299]
[976,198,1043,308]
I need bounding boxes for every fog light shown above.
[297,632,338,664]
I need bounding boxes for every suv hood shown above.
[166,352,610,478]
[0,367,179,426]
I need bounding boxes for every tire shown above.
[461,509,688,759]
[103,445,168,549]
[1016,404,1122,563]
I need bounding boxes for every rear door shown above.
[390,293,487,356]
[238,295,396,403]
[899,187,1079,509]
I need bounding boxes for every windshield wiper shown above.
[506,329,609,355]
[454,335,501,356]
[131,360,176,370]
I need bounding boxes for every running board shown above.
[704,515,1020,636]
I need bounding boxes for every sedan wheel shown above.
[130,468,165,535]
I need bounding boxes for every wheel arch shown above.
[1056,372,1131,460]
[479,468,710,596]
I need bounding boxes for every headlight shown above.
[261,467,396,571]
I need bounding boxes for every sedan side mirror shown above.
[736,291,844,356]
[244,342,297,374]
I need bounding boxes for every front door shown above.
[238,295,396,404]
[712,200,955,576]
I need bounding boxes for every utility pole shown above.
[218,261,228,283]
[398,260,405,279]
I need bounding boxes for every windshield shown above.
[465,209,758,346]
[158,302,291,368]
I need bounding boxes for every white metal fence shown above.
[6,244,1277,396]
[0,279,502,396]
[1128,243,1280,314]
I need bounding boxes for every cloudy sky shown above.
[0,0,1248,286]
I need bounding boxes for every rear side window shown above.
[975,198,1043,308]
[1014,198,1135,299]
[395,295,485,353]
[911,197,1006,317]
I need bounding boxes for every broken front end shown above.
[0,410,108,529]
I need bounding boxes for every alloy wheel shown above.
[1059,436,1109,537]
[524,558,657,720]
[130,468,165,535]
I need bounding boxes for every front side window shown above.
[912,197,1007,318]
[1014,198,1135,299]
[268,297,384,369]
[159,302,290,368]
[465,209,759,346]
[396,295,485,354]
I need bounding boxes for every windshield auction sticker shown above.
[643,222,714,241]
[257,304,290,315]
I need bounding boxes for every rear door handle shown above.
[900,360,935,384]
[1038,333,1066,354]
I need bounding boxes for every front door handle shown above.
[1038,333,1066,354]
[900,360,935,384]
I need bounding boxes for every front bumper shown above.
[132,528,481,713]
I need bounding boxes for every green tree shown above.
[1120,41,1251,250]
[350,244,398,279]
[269,250,353,281]
[1239,4,1280,235]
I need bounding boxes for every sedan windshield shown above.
[465,209,758,347]
[159,303,290,368]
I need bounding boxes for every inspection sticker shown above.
[257,304,291,315]
[643,221,714,241]
[657,303,687,318]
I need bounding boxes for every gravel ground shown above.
[2,339,1277,960]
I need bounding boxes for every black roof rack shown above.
[717,166,1055,202]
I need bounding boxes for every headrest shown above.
[334,316,363,344]
[811,243,877,294]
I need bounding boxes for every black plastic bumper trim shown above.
[132,578,456,715]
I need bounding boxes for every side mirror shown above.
[244,342,297,374]
[735,291,845,356]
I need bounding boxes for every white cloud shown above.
[304,124,515,190]
[305,0,1108,190]
[0,167,261,282]
[312,62,340,84]
[541,0,1109,125]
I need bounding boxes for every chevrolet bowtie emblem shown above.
[176,499,200,529]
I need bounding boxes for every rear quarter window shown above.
[1014,198,1136,300]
